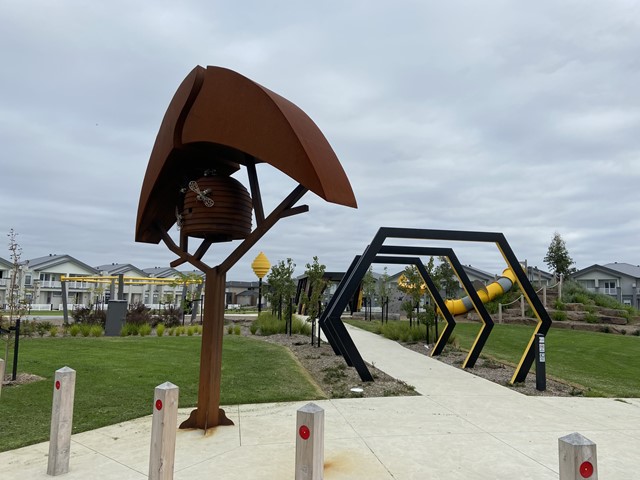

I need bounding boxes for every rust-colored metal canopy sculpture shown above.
[135,65,357,432]
[136,65,356,244]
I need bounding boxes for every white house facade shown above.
[571,262,640,308]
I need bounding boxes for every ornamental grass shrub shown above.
[251,312,311,336]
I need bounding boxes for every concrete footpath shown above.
[2,325,640,479]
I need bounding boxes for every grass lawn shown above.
[346,319,640,398]
[0,335,324,452]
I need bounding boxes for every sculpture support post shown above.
[180,268,233,430]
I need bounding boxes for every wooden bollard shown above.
[47,366,76,476]
[559,432,598,479]
[149,382,179,480]
[0,358,5,398]
[295,402,324,480]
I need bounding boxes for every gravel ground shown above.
[403,342,583,396]
[259,333,419,399]
[244,322,583,398]
[3,321,582,398]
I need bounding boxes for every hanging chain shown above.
[175,206,183,230]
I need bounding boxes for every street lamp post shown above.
[252,252,271,315]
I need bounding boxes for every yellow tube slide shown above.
[444,268,517,316]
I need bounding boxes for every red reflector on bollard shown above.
[580,461,594,478]
[55,380,61,390]
[299,425,310,440]
[155,399,163,411]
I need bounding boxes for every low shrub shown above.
[126,303,152,326]
[17,320,35,337]
[69,325,81,337]
[90,325,103,337]
[156,305,182,328]
[120,323,140,336]
[584,312,599,324]
[35,321,53,337]
[380,321,434,343]
[233,325,241,335]
[227,324,234,334]
[250,313,311,336]
[71,305,106,327]
[551,311,567,321]
[49,326,59,337]
[187,326,195,336]
[554,300,566,311]
[156,324,166,337]
[139,324,152,337]
[80,324,92,337]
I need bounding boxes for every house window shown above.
[24,274,32,286]
[603,281,616,295]
[578,279,596,290]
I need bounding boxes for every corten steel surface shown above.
[320,227,552,384]
[135,66,357,431]
[136,65,356,244]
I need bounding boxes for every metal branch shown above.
[218,184,308,273]
[155,224,211,272]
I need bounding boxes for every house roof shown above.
[26,254,99,274]
[96,263,148,277]
[571,264,628,279]
[526,266,554,279]
[226,280,259,288]
[0,256,13,270]
[142,267,180,278]
[603,262,640,278]
[386,264,497,283]
[236,289,258,298]
[461,265,496,282]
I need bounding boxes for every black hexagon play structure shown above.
[319,227,552,384]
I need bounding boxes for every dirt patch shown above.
[2,373,46,387]
[260,333,418,399]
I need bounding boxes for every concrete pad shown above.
[238,400,359,445]
[2,327,640,479]
[331,396,483,437]
[364,432,558,480]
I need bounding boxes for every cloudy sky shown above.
[2,1,639,281]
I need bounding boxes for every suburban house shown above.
[0,256,13,307]
[526,266,555,286]
[141,267,201,309]
[96,263,150,305]
[23,254,99,310]
[225,280,261,307]
[571,262,640,308]
[385,264,499,300]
